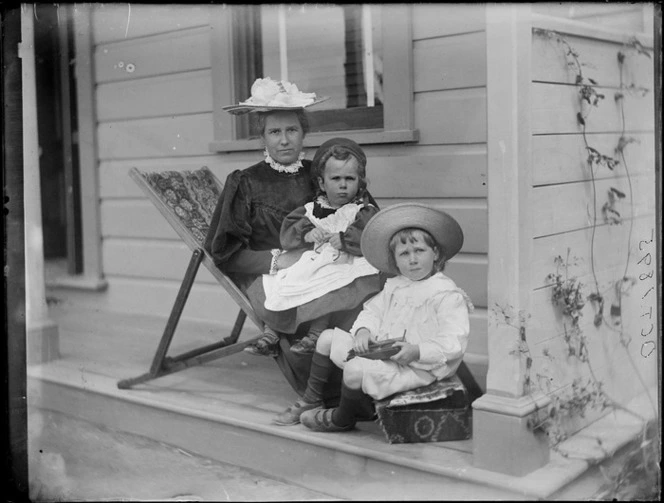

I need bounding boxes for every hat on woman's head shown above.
[360,203,464,274]
[222,77,329,115]
[312,137,367,171]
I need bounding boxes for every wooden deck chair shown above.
[117,166,263,389]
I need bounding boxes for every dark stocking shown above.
[331,384,370,427]
[302,351,334,404]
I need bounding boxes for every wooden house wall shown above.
[90,4,490,387]
[527,25,657,431]
[532,3,653,34]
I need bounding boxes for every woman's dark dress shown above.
[204,159,380,400]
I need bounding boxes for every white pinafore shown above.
[262,201,378,311]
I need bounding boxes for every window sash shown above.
[209,4,418,151]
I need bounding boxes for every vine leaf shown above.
[602,187,626,225]
[610,187,626,199]
[628,37,651,58]
[587,292,605,328]
[615,136,639,155]
[577,112,586,126]
[586,147,620,170]
[610,303,621,319]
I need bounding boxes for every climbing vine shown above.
[546,250,588,359]
[492,304,534,395]
[530,28,658,498]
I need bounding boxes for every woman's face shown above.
[393,232,439,281]
[262,111,305,165]
[318,156,360,208]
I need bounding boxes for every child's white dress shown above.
[263,201,378,311]
[328,272,474,400]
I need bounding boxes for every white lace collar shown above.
[314,195,336,209]
[313,193,365,209]
[264,149,305,174]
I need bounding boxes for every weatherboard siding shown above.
[89,4,490,387]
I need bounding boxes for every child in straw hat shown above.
[273,203,474,430]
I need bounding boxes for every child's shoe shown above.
[290,333,318,355]
[300,408,355,432]
[244,329,280,357]
[273,399,323,426]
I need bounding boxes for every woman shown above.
[204,78,381,399]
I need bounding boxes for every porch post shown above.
[21,4,60,363]
[471,4,551,476]
[71,4,108,290]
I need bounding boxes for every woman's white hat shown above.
[222,77,329,115]
[360,203,464,274]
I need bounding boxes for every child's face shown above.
[318,157,360,208]
[394,232,439,281]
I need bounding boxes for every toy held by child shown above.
[272,203,474,430]
[247,138,380,357]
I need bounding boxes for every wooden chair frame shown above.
[117,167,263,389]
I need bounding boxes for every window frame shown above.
[209,4,419,152]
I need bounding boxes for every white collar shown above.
[264,150,305,174]
[314,194,366,209]
[314,195,336,209]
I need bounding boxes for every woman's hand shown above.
[304,228,331,245]
[390,342,420,366]
[276,249,306,270]
[353,328,373,354]
[327,233,343,250]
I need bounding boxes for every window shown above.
[210,4,418,151]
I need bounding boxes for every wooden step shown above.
[29,363,527,500]
[28,304,657,500]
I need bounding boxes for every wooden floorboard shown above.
[29,303,656,500]
[45,304,473,448]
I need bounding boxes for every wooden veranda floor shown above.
[26,301,658,500]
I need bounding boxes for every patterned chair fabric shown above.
[140,167,220,246]
[115,166,264,391]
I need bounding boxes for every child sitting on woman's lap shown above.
[248,138,380,357]
[273,203,473,430]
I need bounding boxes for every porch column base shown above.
[46,274,108,291]
[472,392,551,476]
[27,319,60,364]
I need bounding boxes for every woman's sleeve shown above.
[341,204,379,256]
[204,171,272,275]
[418,291,470,365]
[280,206,315,250]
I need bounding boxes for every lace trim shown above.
[314,192,370,208]
[264,149,305,174]
[314,195,335,209]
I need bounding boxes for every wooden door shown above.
[34,4,82,273]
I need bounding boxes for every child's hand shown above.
[276,249,306,270]
[353,328,373,354]
[304,228,330,244]
[390,342,420,365]
[327,233,343,250]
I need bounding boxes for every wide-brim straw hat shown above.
[222,77,329,116]
[222,97,330,116]
[360,203,464,274]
